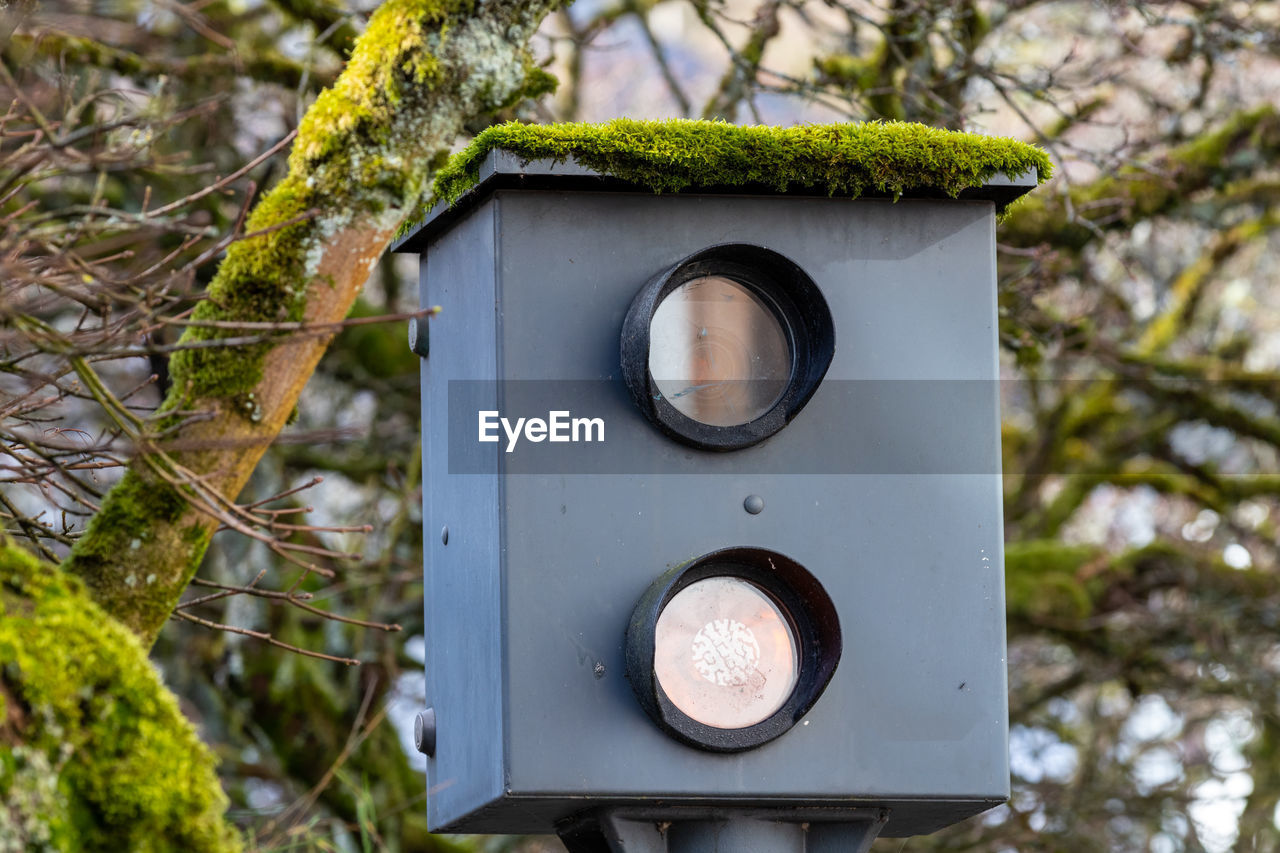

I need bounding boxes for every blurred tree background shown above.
[3,0,1280,850]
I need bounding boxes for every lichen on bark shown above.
[0,538,239,852]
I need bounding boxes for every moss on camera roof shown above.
[426,118,1052,211]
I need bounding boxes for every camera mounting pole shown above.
[558,808,888,853]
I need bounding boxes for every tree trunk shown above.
[62,0,560,645]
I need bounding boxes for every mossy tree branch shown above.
[61,0,561,645]
[0,538,240,851]
[699,0,781,121]
[1004,539,1278,670]
[812,0,991,126]
[1002,105,1280,251]
[9,31,330,91]
[1000,207,1279,540]
[269,0,363,55]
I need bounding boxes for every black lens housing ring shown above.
[625,547,842,753]
[621,244,836,451]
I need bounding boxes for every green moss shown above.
[292,0,475,174]
[519,66,559,102]
[421,118,1052,216]
[63,470,193,636]
[814,53,880,92]
[167,0,488,409]
[182,522,208,545]
[1004,540,1104,625]
[0,539,239,851]
[167,175,313,404]
[69,470,187,565]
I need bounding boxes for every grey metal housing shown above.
[397,156,1031,837]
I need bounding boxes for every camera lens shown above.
[648,276,790,427]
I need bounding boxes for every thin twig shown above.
[172,609,361,665]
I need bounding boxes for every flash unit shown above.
[621,245,835,451]
[625,547,841,752]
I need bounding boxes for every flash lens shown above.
[648,276,790,427]
[653,577,799,730]
[626,547,841,751]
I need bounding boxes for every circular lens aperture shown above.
[653,576,799,729]
[648,276,790,427]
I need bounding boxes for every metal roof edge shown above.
[392,149,1038,254]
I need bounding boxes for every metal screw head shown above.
[414,708,437,756]
[408,317,429,358]
[744,494,765,514]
